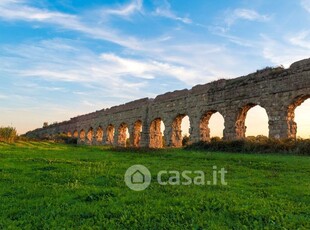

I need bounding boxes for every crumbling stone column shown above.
[78,130,86,144]
[95,126,104,145]
[267,103,300,139]
[106,125,115,145]
[200,111,217,142]
[149,118,163,148]
[139,120,150,148]
[170,115,184,147]
[117,123,128,147]
[131,121,142,147]
[86,128,93,145]
[187,114,200,143]
[223,109,238,140]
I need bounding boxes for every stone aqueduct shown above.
[26,58,310,148]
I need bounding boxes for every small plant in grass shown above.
[0,126,17,143]
[182,135,190,146]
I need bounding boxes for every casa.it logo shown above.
[124,165,152,191]
[124,164,228,191]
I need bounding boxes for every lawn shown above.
[0,141,309,229]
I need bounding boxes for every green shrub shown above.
[55,134,77,144]
[0,127,17,143]
[185,137,310,155]
[182,135,190,146]
[16,135,30,142]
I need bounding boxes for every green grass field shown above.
[0,142,309,229]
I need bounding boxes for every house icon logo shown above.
[131,169,145,184]
[125,165,151,191]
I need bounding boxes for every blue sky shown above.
[0,0,310,135]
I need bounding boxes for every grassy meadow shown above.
[0,141,309,229]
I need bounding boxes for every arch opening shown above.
[67,132,72,137]
[96,126,104,143]
[149,118,165,148]
[236,104,269,138]
[73,130,78,138]
[289,95,310,139]
[132,120,142,147]
[106,124,115,145]
[200,110,224,142]
[171,114,191,147]
[118,123,129,147]
[87,127,93,144]
[80,130,86,142]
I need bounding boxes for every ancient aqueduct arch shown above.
[26,58,310,148]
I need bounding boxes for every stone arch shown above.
[87,127,94,144]
[67,131,72,137]
[149,118,165,148]
[80,129,86,142]
[106,124,115,145]
[171,114,190,147]
[200,110,224,142]
[73,130,78,138]
[118,123,129,147]
[95,126,104,143]
[132,120,142,147]
[287,94,310,139]
[235,103,269,138]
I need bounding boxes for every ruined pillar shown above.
[169,116,183,147]
[268,106,293,139]
[149,118,163,148]
[106,125,115,146]
[164,123,173,147]
[95,126,104,145]
[188,115,200,143]
[223,110,238,140]
[130,121,142,147]
[117,123,128,147]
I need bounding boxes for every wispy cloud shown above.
[261,34,310,67]
[225,8,270,26]
[288,30,310,49]
[301,0,310,12]
[153,0,192,24]
[102,0,143,17]
[0,0,142,50]
[209,26,254,47]
[0,1,275,88]
[1,38,206,87]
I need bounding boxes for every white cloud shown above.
[0,1,142,50]
[103,0,143,17]
[0,0,26,5]
[301,0,310,12]
[0,94,8,99]
[226,8,270,26]
[289,30,310,49]
[0,39,198,96]
[153,0,192,24]
[209,26,254,47]
[261,34,310,67]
